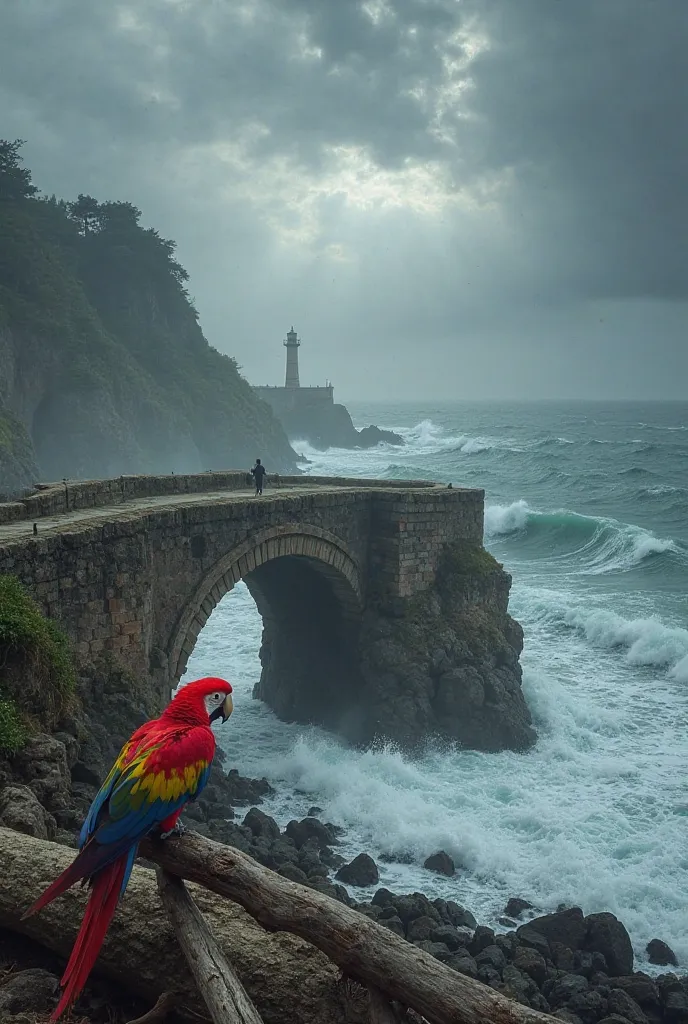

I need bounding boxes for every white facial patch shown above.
[204,691,226,715]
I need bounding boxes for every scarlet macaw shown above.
[22,675,234,1021]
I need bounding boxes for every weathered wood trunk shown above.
[156,869,264,1024]
[141,831,555,1024]
[0,828,351,1024]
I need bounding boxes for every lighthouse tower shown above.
[284,326,301,388]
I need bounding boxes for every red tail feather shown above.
[50,857,127,1021]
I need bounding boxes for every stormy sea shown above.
[182,400,688,970]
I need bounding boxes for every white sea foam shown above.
[485,499,531,536]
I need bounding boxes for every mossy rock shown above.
[0,575,76,753]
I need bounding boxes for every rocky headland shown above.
[274,398,405,452]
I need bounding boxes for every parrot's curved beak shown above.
[209,693,233,724]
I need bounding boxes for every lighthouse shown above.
[284,326,301,388]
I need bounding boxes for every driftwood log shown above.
[142,831,555,1024]
[0,828,352,1024]
[156,869,264,1024]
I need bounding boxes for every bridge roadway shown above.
[0,482,362,544]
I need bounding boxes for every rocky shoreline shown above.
[1,742,686,1023]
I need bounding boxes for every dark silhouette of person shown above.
[251,459,266,495]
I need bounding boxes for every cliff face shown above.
[0,141,297,492]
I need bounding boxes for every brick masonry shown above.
[0,475,484,709]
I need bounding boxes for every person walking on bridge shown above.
[251,458,266,496]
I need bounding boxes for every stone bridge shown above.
[0,472,534,752]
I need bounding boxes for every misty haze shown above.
[0,3,687,1023]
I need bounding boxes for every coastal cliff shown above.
[0,140,297,495]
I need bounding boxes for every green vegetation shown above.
[441,543,503,577]
[0,140,296,487]
[0,575,76,752]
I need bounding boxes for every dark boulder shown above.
[286,816,338,849]
[566,990,608,1024]
[242,807,281,841]
[646,938,678,967]
[607,990,649,1024]
[470,925,497,956]
[475,945,507,973]
[423,851,456,876]
[513,947,548,987]
[584,913,634,977]
[431,925,469,951]
[547,974,589,1009]
[516,925,551,959]
[405,916,437,943]
[278,863,309,884]
[506,897,535,918]
[0,968,59,1015]
[380,915,405,937]
[335,853,379,886]
[447,953,478,978]
[612,975,661,1013]
[524,906,587,951]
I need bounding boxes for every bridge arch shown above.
[168,525,363,716]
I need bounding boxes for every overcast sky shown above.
[2,0,687,400]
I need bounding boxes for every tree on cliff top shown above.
[0,140,296,481]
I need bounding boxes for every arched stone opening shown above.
[168,526,364,732]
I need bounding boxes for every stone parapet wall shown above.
[0,472,436,524]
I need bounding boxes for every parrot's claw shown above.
[160,820,187,840]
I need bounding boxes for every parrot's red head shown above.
[165,676,233,726]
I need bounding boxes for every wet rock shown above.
[547,974,590,1009]
[319,846,346,870]
[223,768,273,805]
[243,807,281,841]
[475,945,507,973]
[414,940,453,962]
[278,864,309,884]
[0,785,56,840]
[494,934,516,961]
[607,990,649,1024]
[573,951,596,979]
[663,990,688,1024]
[447,953,478,979]
[446,901,477,930]
[554,1011,585,1024]
[612,975,661,1013]
[406,916,437,943]
[431,925,468,951]
[513,947,548,986]
[505,897,535,918]
[286,817,338,849]
[552,942,578,973]
[566,990,608,1024]
[423,851,455,876]
[305,878,351,905]
[335,853,379,886]
[389,892,441,926]
[646,938,678,967]
[0,968,59,1015]
[308,806,323,816]
[380,916,405,937]
[470,925,497,956]
[477,965,502,988]
[525,906,587,951]
[584,913,634,978]
[269,838,299,868]
[516,926,551,959]
[597,1016,636,1024]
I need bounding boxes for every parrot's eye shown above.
[213,692,220,701]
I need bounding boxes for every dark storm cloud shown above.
[461,0,688,302]
[1,0,686,397]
